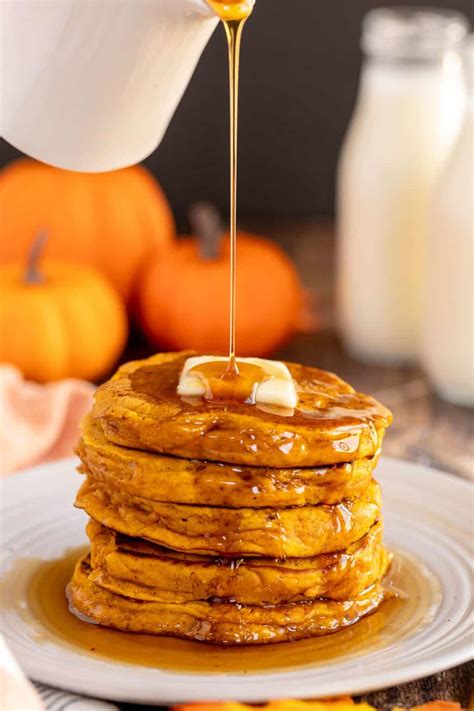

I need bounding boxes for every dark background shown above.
[1,0,472,218]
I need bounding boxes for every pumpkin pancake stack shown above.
[68,351,393,645]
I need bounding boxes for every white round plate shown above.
[1,457,472,704]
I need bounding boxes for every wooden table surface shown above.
[120,218,473,710]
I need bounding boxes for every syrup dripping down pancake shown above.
[67,556,387,645]
[87,519,389,605]
[77,416,378,508]
[75,478,382,558]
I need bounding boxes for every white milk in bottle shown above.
[337,8,468,364]
[421,37,474,406]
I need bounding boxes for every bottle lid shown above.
[362,7,469,62]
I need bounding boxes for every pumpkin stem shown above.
[25,230,48,284]
[189,202,223,261]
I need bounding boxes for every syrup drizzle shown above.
[193,1,259,397]
[224,14,242,375]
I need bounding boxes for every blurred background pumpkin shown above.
[0,232,128,382]
[137,203,303,356]
[0,159,175,304]
[0,159,307,381]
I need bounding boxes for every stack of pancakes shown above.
[68,351,392,645]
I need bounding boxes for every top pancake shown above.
[92,351,392,468]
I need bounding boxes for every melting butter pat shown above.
[178,356,298,408]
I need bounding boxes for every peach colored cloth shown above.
[0,365,95,476]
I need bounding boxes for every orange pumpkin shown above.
[137,204,302,356]
[0,233,128,382]
[173,699,359,711]
[172,702,460,711]
[0,159,175,303]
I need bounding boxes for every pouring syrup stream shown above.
[224,16,243,376]
[209,1,255,377]
[189,1,260,397]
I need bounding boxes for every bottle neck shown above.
[353,52,466,154]
[361,8,468,66]
[359,55,447,98]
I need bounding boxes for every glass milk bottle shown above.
[421,37,474,406]
[337,8,468,364]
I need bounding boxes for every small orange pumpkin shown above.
[137,204,302,356]
[173,698,360,711]
[172,701,460,711]
[0,159,175,303]
[0,233,128,382]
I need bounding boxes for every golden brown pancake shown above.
[92,351,392,467]
[75,478,381,558]
[87,519,389,604]
[77,416,378,508]
[67,556,387,645]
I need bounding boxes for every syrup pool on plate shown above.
[18,545,441,673]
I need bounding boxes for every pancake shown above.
[75,478,382,558]
[67,556,387,645]
[87,519,389,604]
[92,351,392,467]
[77,416,378,508]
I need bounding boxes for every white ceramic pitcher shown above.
[0,0,218,172]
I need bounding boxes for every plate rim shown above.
[26,651,474,705]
